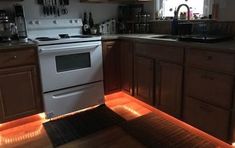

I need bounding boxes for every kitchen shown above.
[0,0,235,147]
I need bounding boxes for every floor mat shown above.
[43,105,125,147]
[121,113,216,148]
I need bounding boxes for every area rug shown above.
[43,105,125,147]
[121,113,216,148]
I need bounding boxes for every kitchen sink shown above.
[151,34,233,43]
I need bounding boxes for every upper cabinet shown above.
[80,0,152,3]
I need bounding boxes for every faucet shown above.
[175,4,190,20]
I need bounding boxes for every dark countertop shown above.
[102,34,235,53]
[0,40,37,52]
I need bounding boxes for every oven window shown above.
[55,53,91,72]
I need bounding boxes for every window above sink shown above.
[154,0,214,20]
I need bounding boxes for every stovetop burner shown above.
[36,37,59,41]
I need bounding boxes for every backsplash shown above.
[151,20,235,36]
[0,0,119,24]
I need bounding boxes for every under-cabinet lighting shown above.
[232,142,235,147]
[0,125,43,145]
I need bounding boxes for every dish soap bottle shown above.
[171,10,178,35]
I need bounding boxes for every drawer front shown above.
[135,43,184,64]
[0,48,36,68]
[183,97,230,141]
[186,49,235,73]
[185,68,233,109]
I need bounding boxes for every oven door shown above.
[38,41,103,92]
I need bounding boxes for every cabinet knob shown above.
[13,56,17,59]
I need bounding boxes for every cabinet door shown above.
[134,56,154,105]
[102,41,121,94]
[183,97,230,141]
[155,62,183,118]
[120,40,133,95]
[0,66,42,123]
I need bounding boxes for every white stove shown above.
[27,19,104,119]
[33,35,102,46]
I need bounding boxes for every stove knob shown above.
[53,20,57,24]
[35,21,40,25]
[69,20,73,24]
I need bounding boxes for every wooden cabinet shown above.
[120,40,134,95]
[102,41,121,94]
[183,97,230,141]
[155,62,183,118]
[186,49,235,73]
[231,111,235,143]
[0,47,42,123]
[134,56,154,105]
[185,68,233,109]
[0,66,42,122]
[184,48,235,142]
[134,42,184,117]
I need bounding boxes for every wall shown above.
[0,0,119,24]
[214,0,235,21]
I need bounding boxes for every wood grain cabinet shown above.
[134,56,154,105]
[102,41,121,94]
[0,47,42,123]
[183,97,230,141]
[155,62,183,118]
[184,48,235,142]
[120,40,134,95]
[134,42,184,116]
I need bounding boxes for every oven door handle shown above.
[39,43,100,54]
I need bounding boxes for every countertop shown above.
[0,40,37,52]
[1,35,235,53]
[102,34,235,53]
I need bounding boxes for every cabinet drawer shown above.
[183,97,230,141]
[186,49,235,73]
[185,68,233,109]
[0,48,36,68]
[135,43,184,64]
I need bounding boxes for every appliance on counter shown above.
[99,18,116,35]
[14,4,28,41]
[0,10,18,42]
[27,19,104,119]
[117,4,151,34]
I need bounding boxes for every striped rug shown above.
[121,113,216,148]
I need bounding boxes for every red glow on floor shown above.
[0,113,45,132]
[106,92,233,148]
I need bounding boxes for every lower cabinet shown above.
[0,66,42,123]
[102,41,121,94]
[120,40,134,95]
[134,56,154,105]
[183,97,230,141]
[155,62,183,118]
[231,111,235,143]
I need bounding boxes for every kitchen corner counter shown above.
[0,40,37,51]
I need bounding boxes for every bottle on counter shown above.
[82,12,90,35]
[89,12,94,28]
